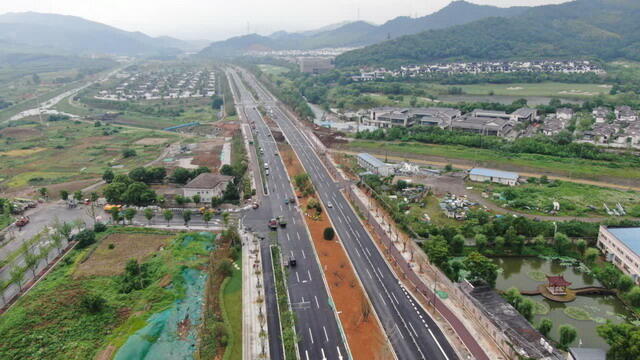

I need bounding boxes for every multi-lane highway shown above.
[227,70,349,360]
[236,67,459,360]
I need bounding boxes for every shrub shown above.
[217,259,233,278]
[75,229,96,249]
[323,227,335,241]
[80,294,107,314]
[108,244,115,250]
[93,222,107,233]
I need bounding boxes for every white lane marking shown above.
[315,296,320,309]
[323,326,329,342]
[396,323,405,339]
[302,249,307,259]
[378,293,387,305]
[337,347,343,360]
[308,328,314,344]
[307,270,312,282]
[287,233,291,242]
[354,248,361,257]
[409,322,419,337]
[290,250,294,258]
[428,328,450,360]
[292,217,296,224]
[296,272,300,282]
[366,268,373,279]
[305,350,309,360]
[378,267,385,279]
[297,232,301,241]
[321,348,326,360]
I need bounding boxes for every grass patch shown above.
[473,180,640,217]
[0,229,213,359]
[221,259,242,360]
[533,300,550,315]
[0,119,178,190]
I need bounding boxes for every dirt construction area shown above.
[75,232,174,277]
[279,144,393,360]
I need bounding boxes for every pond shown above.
[493,257,636,350]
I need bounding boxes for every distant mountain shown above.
[336,0,640,67]
[0,12,192,56]
[198,1,529,57]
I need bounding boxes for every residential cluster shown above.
[542,105,640,148]
[95,68,216,101]
[351,60,604,81]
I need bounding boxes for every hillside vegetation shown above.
[336,0,640,67]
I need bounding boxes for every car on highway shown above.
[327,202,333,208]
[268,218,278,230]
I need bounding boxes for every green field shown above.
[471,180,640,217]
[0,119,178,190]
[258,64,290,77]
[0,229,213,360]
[221,259,242,360]
[344,140,640,183]
[438,82,612,98]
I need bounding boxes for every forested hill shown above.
[335,0,640,68]
[198,1,528,57]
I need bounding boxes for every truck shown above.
[268,218,278,230]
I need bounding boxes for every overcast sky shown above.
[0,0,569,41]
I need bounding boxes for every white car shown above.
[327,202,333,208]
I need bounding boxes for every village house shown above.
[593,106,612,123]
[541,116,566,136]
[615,106,638,122]
[183,173,234,203]
[556,108,574,121]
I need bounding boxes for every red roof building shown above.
[546,275,572,295]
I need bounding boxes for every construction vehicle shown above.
[103,204,122,212]
[15,216,30,229]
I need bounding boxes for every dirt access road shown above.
[334,149,640,192]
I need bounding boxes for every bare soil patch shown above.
[135,137,169,145]
[0,127,42,140]
[75,233,173,277]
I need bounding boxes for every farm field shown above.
[0,118,178,193]
[0,229,214,360]
[341,140,640,185]
[77,96,220,130]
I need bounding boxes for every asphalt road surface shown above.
[239,67,459,360]
[228,70,349,360]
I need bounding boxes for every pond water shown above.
[493,257,636,350]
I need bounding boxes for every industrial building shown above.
[468,168,519,186]
[597,226,640,284]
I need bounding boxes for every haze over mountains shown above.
[198,1,530,57]
[336,0,640,67]
[0,12,198,57]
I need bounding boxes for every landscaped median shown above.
[279,143,393,359]
[270,245,298,360]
